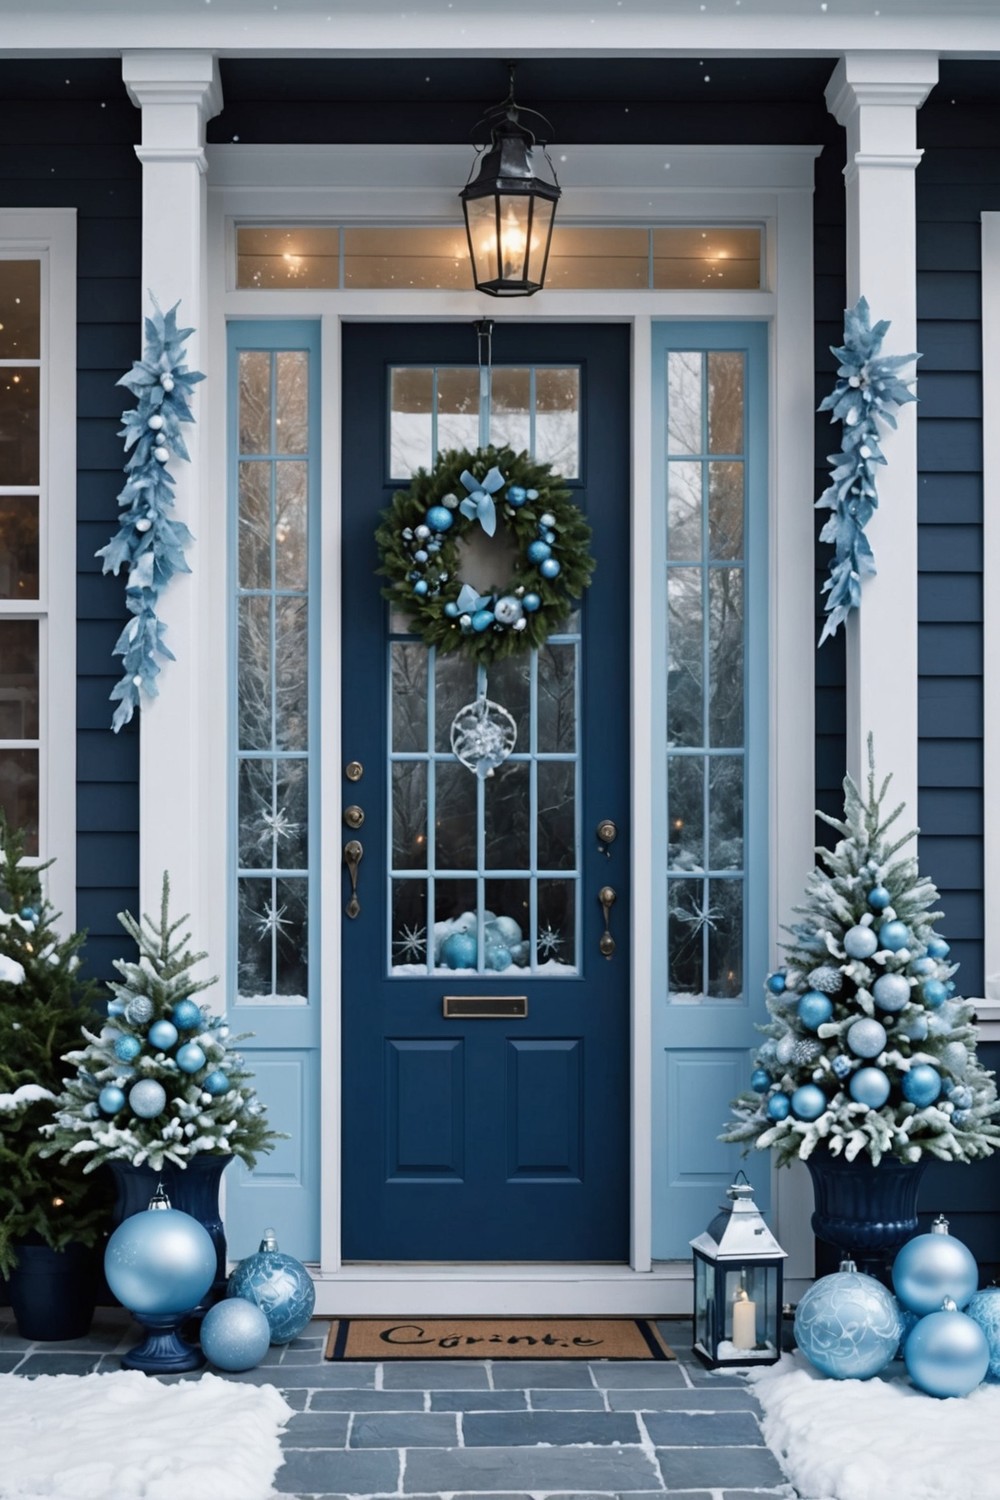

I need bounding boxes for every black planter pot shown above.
[8,1241,98,1341]
[107,1154,231,1310]
[805,1147,928,1281]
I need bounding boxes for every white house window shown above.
[0,214,75,913]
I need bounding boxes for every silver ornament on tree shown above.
[125,996,155,1026]
[450,694,517,780]
[807,964,843,995]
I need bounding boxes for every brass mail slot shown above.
[443,994,528,1019]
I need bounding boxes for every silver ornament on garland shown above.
[450,695,517,780]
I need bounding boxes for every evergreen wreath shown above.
[375,445,594,665]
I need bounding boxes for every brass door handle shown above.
[344,840,363,919]
[598,885,616,959]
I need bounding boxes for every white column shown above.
[825,52,937,813]
[122,52,222,921]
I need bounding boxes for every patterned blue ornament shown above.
[892,1219,979,1315]
[846,1018,887,1059]
[902,1064,942,1107]
[867,884,891,910]
[798,991,834,1031]
[105,1205,216,1317]
[750,1068,772,1093]
[766,971,787,994]
[203,1070,231,1096]
[171,999,202,1031]
[965,1288,1000,1380]
[522,592,541,612]
[227,1229,316,1344]
[849,1066,890,1108]
[921,979,947,1009]
[200,1297,271,1372]
[926,937,951,960]
[794,1259,902,1380]
[527,539,551,564]
[425,505,453,533]
[129,1079,167,1118]
[440,931,477,970]
[831,1055,853,1081]
[878,920,909,952]
[539,557,561,579]
[98,1085,126,1114]
[766,1092,791,1121]
[114,1035,142,1063]
[176,1042,207,1073]
[791,1084,827,1121]
[873,972,910,1012]
[844,924,878,960]
[148,1019,179,1050]
[904,1302,989,1398]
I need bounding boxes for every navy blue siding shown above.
[0,60,141,983]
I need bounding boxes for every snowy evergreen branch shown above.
[98,297,204,732]
[816,298,919,645]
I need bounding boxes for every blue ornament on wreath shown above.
[798,991,834,1031]
[526,539,551,564]
[200,1297,271,1372]
[794,1257,903,1380]
[902,1064,943,1108]
[849,1066,891,1108]
[892,1215,979,1315]
[879,919,910,952]
[844,924,878,960]
[425,505,453,533]
[540,557,562,579]
[904,1299,989,1398]
[522,592,541,612]
[965,1288,1000,1381]
[227,1228,316,1344]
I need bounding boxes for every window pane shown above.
[392,760,427,870]
[274,876,308,997]
[238,595,272,751]
[654,227,762,290]
[344,226,469,290]
[708,568,744,747]
[434,880,478,967]
[708,461,744,560]
[275,461,308,590]
[274,759,309,870]
[485,760,530,870]
[435,651,478,752]
[392,879,428,970]
[238,757,274,870]
[0,748,37,853]
[545,227,648,290]
[0,619,38,738]
[709,756,744,871]
[708,879,743,998]
[485,877,530,969]
[437,367,480,454]
[485,654,531,747]
[239,351,271,454]
[537,878,576,970]
[0,496,39,599]
[391,644,428,753]
[667,352,703,456]
[275,595,308,751]
[490,368,531,456]
[536,643,576,752]
[667,568,703,747]
[390,367,433,478]
[275,351,308,454]
[435,761,476,870]
[238,461,271,590]
[708,351,745,455]
[667,460,702,561]
[537,760,575,871]
[0,368,39,486]
[236,226,340,290]
[0,261,40,359]
[237,876,273,996]
[535,367,580,477]
[668,754,704,872]
[668,876,705,997]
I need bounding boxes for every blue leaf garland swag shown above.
[98,297,205,732]
[816,297,919,645]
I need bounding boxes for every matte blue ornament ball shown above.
[148,1019,178,1051]
[766,1092,791,1121]
[413,580,429,597]
[440,931,477,970]
[129,1079,167,1118]
[203,1070,231,1096]
[485,945,512,972]
[849,1066,891,1108]
[425,505,453,533]
[873,972,910,1012]
[114,1035,142,1063]
[750,1068,772,1093]
[921,979,948,1009]
[98,1084,126,1114]
[966,1288,1000,1380]
[471,609,494,632]
[200,1297,271,1372]
[766,971,787,994]
[904,1303,989,1398]
[171,999,202,1031]
[797,991,834,1031]
[105,1207,216,1317]
[892,1221,979,1314]
[176,1042,207,1073]
[926,937,951,960]
[791,1084,827,1121]
[844,924,878,960]
[227,1230,317,1344]
[867,884,891,910]
[879,919,910,952]
[526,539,551,564]
[902,1064,943,1108]
[539,557,561,579]
[846,1017,887,1059]
[794,1261,903,1380]
[444,600,460,618]
[521,592,541,612]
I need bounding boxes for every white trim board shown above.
[979,211,1000,1043]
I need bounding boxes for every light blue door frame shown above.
[650,322,770,1257]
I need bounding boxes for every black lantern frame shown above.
[460,67,561,298]
[690,1175,787,1369]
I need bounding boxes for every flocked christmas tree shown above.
[0,820,110,1275]
[725,739,1000,1167]
[41,876,280,1174]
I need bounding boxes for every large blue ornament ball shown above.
[902,1064,943,1107]
[794,1265,902,1380]
[105,1208,216,1316]
[228,1236,316,1345]
[879,919,910,952]
[892,1225,979,1314]
[171,999,202,1031]
[873,972,911,1012]
[849,1066,891,1108]
[440,931,477,969]
[965,1288,1000,1380]
[148,1019,178,1051]
[129,1079,167,1118]
[904,1305,989,1398]
[846,1018,887,1059]
[844,924,879,960]
[200,1297,271,1372]
[176,1042,207,1073]
[791,1084,827,1121]
[797,991,834,1031]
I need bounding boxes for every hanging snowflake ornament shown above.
[98,295,205,731]
[450,695,517,779]
[537,924,564,959]
[253,901,292,941]
[816,297,919,644]
[393,923,428,964]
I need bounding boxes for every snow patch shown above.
[0,1083,54,1114]
[0,953,26,985]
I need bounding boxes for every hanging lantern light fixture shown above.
[460,64,561,298]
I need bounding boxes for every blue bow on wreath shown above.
[459,465,505,537]
[455,583,493,616]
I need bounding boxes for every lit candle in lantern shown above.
[732,1286,756,1349]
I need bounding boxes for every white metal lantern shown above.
[690,1175,787,1369]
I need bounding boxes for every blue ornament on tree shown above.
[831,1055,853,1081]
[766,971,787,994]
[926,937,951,960]
[892,1216,979,1315]
[203,1070,231,1096]
[846,1018,887,1059]
[750,1068,772,1093]
[902,1064,943,1108]
[227,1228,316,1344]
[798,991,834,1031]
[794,1258,902,1380]
[844,924,878,960]
[176,1042,207,1073]
[849,1066,891,1108]
[98,1084,126,1114]
[966,1288,1000,1380]
[440,931,477,970]
[867,884,891,910]
[766,1092,791,1121]
[904,1298,989,1398]
[200,1297,271,1372]
[791,1084,827,1121]
[921,979,948,1009]
[878,919,910,952]
[873,972,910,1012]
[171,998,202,1031]
[114,1035,142,1063]
[148,1019,179,1050]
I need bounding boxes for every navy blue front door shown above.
[341,323,630,1260]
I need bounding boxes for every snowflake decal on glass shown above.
[254,901,292,941]
[259,807,300,848]
[450,695,517,779]
[673,895,722,935]
[537,924,564,959]
[393,923,427,964]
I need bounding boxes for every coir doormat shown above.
[325,1317,675,1361]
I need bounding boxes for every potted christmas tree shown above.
[724,739,1000,1271]
[41,876,280,1302]
[0,820,111,1339]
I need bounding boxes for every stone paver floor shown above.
[0,1308,797,1499]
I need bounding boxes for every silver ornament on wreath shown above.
[450,695,517,780]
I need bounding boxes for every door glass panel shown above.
[536,643,576,752]
[275,462,308,590]
[537,760,575,871]
[708,351,744,455]
[490,367,531,455]
[485,760,530,869]
[708,461,744,560]
[437,367,480,453]
[666,568,703,747]
[668,754,704,872]
[667,352,703,456]
[0,497,39,598]
[274,876,308,997]
[392,761,427,869]
[391,644,428,752]
[392,879,428,968]
[238,461,271,589]
[535,367,580,477]
[484,653,531,744]
[708,568,744,747]
[239,351,271,453]
[708,878,742,998]
[434,652,478,751]
[668,460,702,561]
[537,878,576,968]
[668,875,705,998]
[485,877,530,969]
[275,351,308,453]
[390,366,433,477]
[709,755,743,870]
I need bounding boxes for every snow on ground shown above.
[749,1351,1000,1500]
[0,1370,292,1500]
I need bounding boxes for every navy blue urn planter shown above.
[806,1147,928,1280]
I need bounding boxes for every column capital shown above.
[826,51,938,132]
[122,51,222,150]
